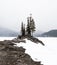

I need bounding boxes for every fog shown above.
[0,0,57,32]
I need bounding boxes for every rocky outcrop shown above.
[18,35,45,46]
[0,39,43,65]
[27,36,45,46]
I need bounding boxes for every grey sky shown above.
[0,0,57,32]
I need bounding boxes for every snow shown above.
[0,37,57,65]
[0,37,16,41]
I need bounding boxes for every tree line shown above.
[21,15,35,37]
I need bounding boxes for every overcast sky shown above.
[0,0,57,32]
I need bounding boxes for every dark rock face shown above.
[18,35,45,46]
[27,37,45,46]
[0,38,43,65]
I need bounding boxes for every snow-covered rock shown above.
[0,37,57,65]
[15,37,57,65]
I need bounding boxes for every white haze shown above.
[0,37,57,65]
[0,0,57,32]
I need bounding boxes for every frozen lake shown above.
[0,37,57,65]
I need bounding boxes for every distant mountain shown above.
[0,27,44,37]
[0,27,19,37]
[2,27,57,37]
[41,30,57,37]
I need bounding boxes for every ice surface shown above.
[0,37,16,41]
[0,37,57,65]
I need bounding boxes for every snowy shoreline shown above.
[0,37,57,65]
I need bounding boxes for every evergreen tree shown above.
[30,18,35,36]
[21,22,23,36]
[21,22,25,36]
[26,17,31,36]
[23,24,25,36]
